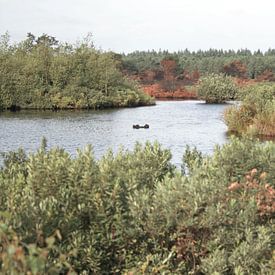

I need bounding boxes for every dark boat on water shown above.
[133,124,149,129]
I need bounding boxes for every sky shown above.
[0,0,275,53]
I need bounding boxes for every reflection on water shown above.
[0,100,229,166]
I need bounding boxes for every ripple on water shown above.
[0,101,229,166]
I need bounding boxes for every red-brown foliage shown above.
[160,58,177,91]
[192,70,200,83]
[233,77,256,87]
[142,84,197,99]
[222,60,247,78]
[139,69,163,84]
[160,58,177,80]
[175,227,210,268]
[228,169,275,218]
[180,70,200,85]
[256,69,275,82]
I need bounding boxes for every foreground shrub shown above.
[197,74,238,103]
[0,141,174,273]
[0,219,75,274]
[0,138,274,273]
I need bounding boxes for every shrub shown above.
[0,138,274,273]
[253,99,275,137]
[224,84,275,137]
[197,74,238,103]
[0,33,154,110]
[238,82,275,101]
[0,141,174,273]
[0,219,75,274]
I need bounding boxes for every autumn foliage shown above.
[256,69,275,82]
[222,60,247,78]
[228,169,275,217]
[142,84,197,99]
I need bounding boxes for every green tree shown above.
[0,33,154,110]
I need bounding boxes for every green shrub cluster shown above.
[0,138,274,273]
[0,33,154,110]
[197,74,238,103]
[224,83,275,137]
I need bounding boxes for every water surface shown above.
[0,100,228,166]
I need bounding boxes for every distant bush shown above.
[224,83,275,137]
[0,32,154,110]
[198,74,238,103]
[0,138,274,273]
[238,82,275,101]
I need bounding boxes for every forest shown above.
[119,49,275,99]
[122,49,275,84]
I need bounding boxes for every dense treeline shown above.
[122,49,275,85]
[0,32,153,110]
[0,138,274,273]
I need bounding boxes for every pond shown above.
[0,100,229,166]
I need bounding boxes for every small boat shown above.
[133,124,149,129]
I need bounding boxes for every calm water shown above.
[0,100,229,166]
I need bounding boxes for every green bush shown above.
[0,33,154,110]
[198,74,238,103]
[238,82,275,101]
[0,138,274,273]
[224,84,275,137]
[253,99,275,136]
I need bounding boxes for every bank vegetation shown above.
[0,33,153,111]
[0,138,274,273]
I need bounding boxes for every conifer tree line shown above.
[122,48,275,84]
[0,32,153,110]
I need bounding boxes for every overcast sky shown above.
[0,0,274,53]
